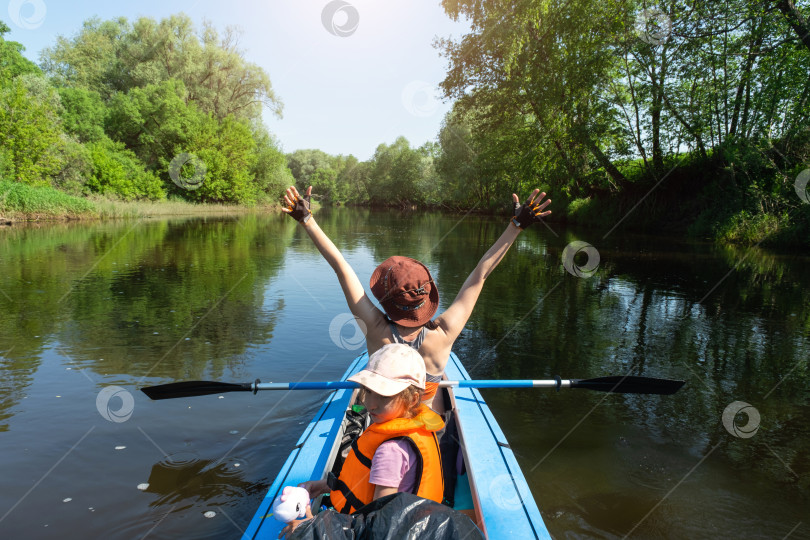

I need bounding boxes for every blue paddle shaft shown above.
[140,375,682,399]
[255,380,571,391]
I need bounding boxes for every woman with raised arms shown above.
[282,185,551,412]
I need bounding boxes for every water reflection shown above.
[0,215,292,430]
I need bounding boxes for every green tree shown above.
[437,0,634,197]
[250,123,294,201]
[39,17,128,97]
[335,155,371,204]
[367,137,427,205]
[105,79,198,168]
[40,14,282,123]
[436,101,558,206]
[286,148,343,201]
[52,137,93,196]
[105,78,282,204]
[1,24,63,185]
[0,21,40,83]
[0,74,64,185]
[415,142,442,206]
[435,109,478,205]
[287,149,334,184]
[179,114,259,204]
[86,138,164,200]
[309,167,338,201]
[57,87,107,143]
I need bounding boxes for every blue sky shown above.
[5,0,470,160]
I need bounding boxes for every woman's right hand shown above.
[282,186,313,223]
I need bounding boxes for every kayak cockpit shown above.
[241,352,551,539]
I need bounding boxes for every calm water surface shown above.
[0,209,808,539]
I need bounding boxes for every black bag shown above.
[288,492,484,540]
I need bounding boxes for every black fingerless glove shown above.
[287,193,312,223]
[511,199,544,229]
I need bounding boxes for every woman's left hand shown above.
[282,186,313,223]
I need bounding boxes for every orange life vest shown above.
[329,404,445,514]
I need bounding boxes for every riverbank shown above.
[4,157,809,248]
[553,143,810,249]
[0,180,273,224]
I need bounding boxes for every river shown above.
[0,209,808,539]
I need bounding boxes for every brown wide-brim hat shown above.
[370,256,439,328]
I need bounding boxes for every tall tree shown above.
[0,21,40,82]
[437,0,632,194]
[776,0,810,52]
[40,14,282,123]
[0,73,64,185]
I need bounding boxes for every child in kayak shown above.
[279,343,444,537]
[282,185,551,413]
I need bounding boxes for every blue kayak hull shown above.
[241,352,552,539]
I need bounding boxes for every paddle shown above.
[141,376,684,400]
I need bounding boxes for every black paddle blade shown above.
[141,380,254,400]
[571,376,685,395]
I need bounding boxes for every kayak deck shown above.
[444,353,551,539]
[241,352,551,539]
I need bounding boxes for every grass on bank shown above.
[91,198,262,218]
[0,179,96,220]
[0,180,275,222]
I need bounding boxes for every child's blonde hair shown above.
[358,385,422,418]
[391,385,422,418]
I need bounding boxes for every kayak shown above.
[241,351,553,539]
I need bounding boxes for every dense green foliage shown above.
[2,4,809,244]
[41,15,282,120]
[285,139,442,208]
[0,73,64,185]
[431,0,810,243]
[85,138,165,200]
[0,15,292,204]
[435,1,809,186]
[283,1,810,244]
